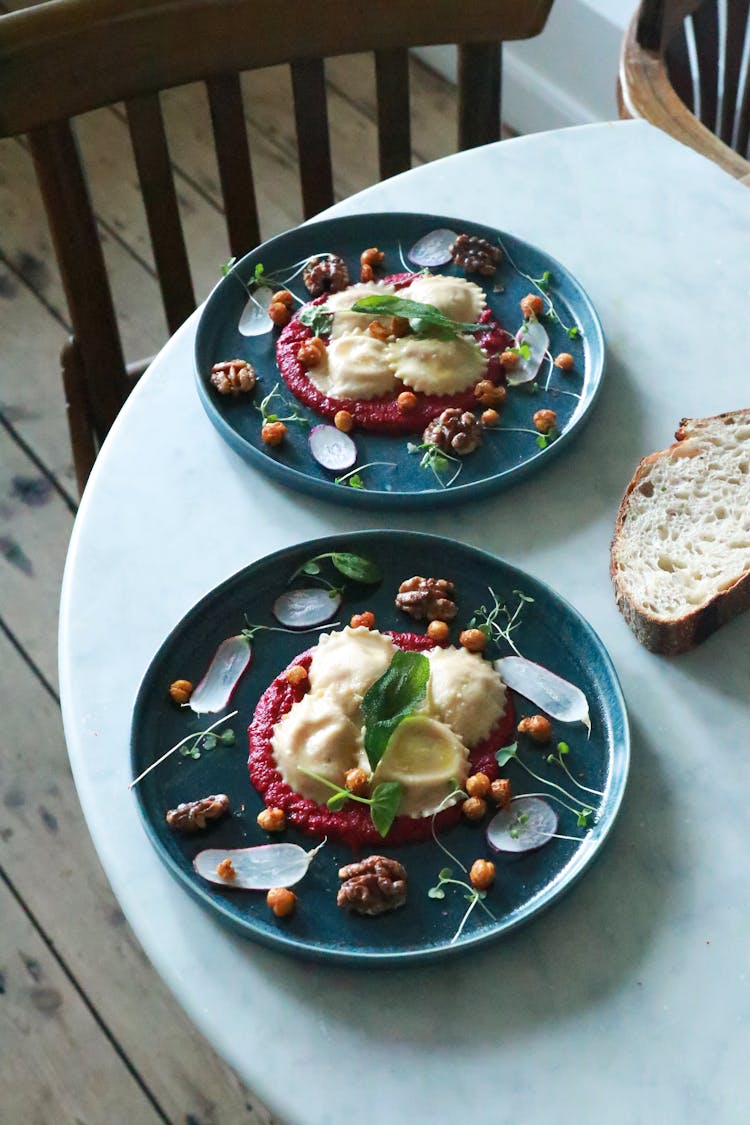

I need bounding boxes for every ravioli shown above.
[306,331,398,401]
[271,690,367,804]
[386,335,487,395]
[402,274,486,323]
[307,626,397,710]
[325,281,397,339]
[372,714,469,817]
[423,646,507,748]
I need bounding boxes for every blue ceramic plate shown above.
[131,532,628,965]
[194,214,605,509]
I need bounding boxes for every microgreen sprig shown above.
[298,769,403,838]
[496,241,581,339]
[428,866,495,944]
[468,588,532,657]
[288,551,382,586]
[255,383,310,427]
[407,441,463,489]
[129,710,239,789]
[496,743,594,822]
[545,741,605,799]
[334,461,397,489]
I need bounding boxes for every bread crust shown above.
[610,409,750,654]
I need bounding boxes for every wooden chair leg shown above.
[61,337,97,497]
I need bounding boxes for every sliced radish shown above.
[506,317,549,386]
[309,425,357,472]
[238,286,273,336]
[408,229,458,267]
[273,587,342,628]
[189,636,252,714]
[194,840,325,889]
[495,656,591,734]
[487,796,558,854]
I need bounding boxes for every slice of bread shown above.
[611,409,750,654]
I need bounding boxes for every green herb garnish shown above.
[427,866,495,945]
[351,294,484,340]
[407,441,463,489]
[298,305,335,338]
[255,383,310,427]
[290,551,383,585]
[495,743,595,820]
[299,769,403,837]
[361,650,430,770]
[467,588,533,657]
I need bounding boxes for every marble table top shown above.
[59,121,750,1125]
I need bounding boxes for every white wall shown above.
[417,0,633,134]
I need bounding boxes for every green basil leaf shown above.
[369,781,403,837]
[495,742,518,768]
[361,650,430,769]
[330,552,382,584]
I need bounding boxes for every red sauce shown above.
[275,273,514,435]
[247,632,515,849]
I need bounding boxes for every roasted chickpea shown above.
[297,336,327,368]
[474,380,506,408]
[268,301,291,327]
[397,391,418,413]
[257,806,286,832]
[284,664,308,687]
[426,619,450,644]
[390,316,411,338]
[491,777,512,808]
[368,319,390,341]
[266,887,296,917]
[361,263,375,283]
[481,409,500,428]
[350,611,375,630]
[499,349,520,370]
[460,628,487,653]
[344,768,370,796]
[465,772,491,799]
[169,678,193,705]
[271,289,294,308]
[334,409,354,433]
[462,796,487,822]
[517,714,553,744]
[520,293,544,318]
[360,246,385,268]
[216,858,237,881]
[469,858,496,891]
[261,421,287,446]
[533,409,557,435]
[554,352,574,371]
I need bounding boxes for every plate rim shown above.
[130,529,630,966]
[193,212,607,510]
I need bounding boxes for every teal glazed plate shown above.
[194,213,605,509]
[131,532,629,965]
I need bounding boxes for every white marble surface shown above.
[59,122,750,1125]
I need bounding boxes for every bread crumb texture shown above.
[613,412,750,621]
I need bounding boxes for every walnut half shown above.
[337,855,407,916]
[395,576,457,622]
[166,794,230,833]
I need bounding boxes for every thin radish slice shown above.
[309,425,357,472]
[189,636,252,714]
[487,796,558,854]
[408,229,458,267]
[506,317,549,386]
[238,286,273,336]
[273,587,342,628]
[194,840,326,889]
[495,656,591,734]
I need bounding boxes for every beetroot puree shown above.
[247,632,515,850]
[276,272,513,435]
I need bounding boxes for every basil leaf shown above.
[369,781,403,837]
[331,552,382,584]
[350,294,482,336]
[495,742,518,768]
[361,650,430,769]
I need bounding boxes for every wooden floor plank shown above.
[0,876,164,1125]
[0,629,272,1125]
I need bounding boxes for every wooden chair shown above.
[0,0,554,494]
[618,0,750,183]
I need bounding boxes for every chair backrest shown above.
[620,0,750,181]
[0,0,554,453]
